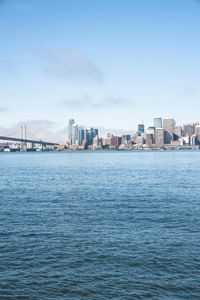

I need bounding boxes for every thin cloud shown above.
[42,49,103,83]
[59,94,133,110]
[0,106,10,113]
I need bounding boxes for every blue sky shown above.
[0,0,200,140]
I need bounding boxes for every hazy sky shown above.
[0,0,200,139]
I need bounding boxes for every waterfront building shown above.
[163,118,175,144]
[154,118,162,129]
[183,124,194,137]
[190,134,197,146]
[146,127,155,147]
[68,119,75,145]
[92,135,101,149]
[173,126,182,140]
[146,134,154,147]
[71,123,79,145]
[110,136,122,148]
[195,125,200,144]
[122,135,131,144]
[103,133,111,147]
[155,128,164,147]
[78,127,85,145]
[135,136,144,146]
[182,136,190,145]
[85,128,98,147]
[137,124,145,136]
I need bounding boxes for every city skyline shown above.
[1,115,200,144]
[0,0,200,131]
[65,117,200,151]
[1,115,200,151]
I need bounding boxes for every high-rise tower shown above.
[68,119,75,145]
[163,118,175,144]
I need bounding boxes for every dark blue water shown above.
[0,151,200,299]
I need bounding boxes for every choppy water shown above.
[0,151,200,299]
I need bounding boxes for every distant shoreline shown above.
[1,147,200,153]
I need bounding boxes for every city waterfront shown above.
[1,117,200,152]
[1,151,200,299]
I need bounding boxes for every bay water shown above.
[0,151,200,299]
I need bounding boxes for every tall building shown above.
[103,134,111,147]
[163,118,175,144]
[190,135,197,146]
[93,135,100,148]
[68,119,75,145]
[173,126,182,140]
[122,135,131,144]
[85,128,98,147]
[183,124,194,137]
[146,134,154,147]
[110,136,122,148]
[135,136,144,146]
[195,125,200,144]
[146,127,155,147]
[154,118,162,129]
[155,128,164,147]
[71,123,79,145]
[138,124,145,135]
[78,127,85,145]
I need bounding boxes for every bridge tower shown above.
[20,125,27,151]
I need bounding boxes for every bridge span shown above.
[0,136,60,146]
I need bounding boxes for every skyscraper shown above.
[85,128,98,147]
[71,123,79,145]
[146,127,155,146]
[163,118,175,144]
[154,118,162,129]
[138,124,145,135]
[183,124,194,137]
[68,119,75,145]
[173,126,182,140]
[78,127,85,146]
[155,128,164,147]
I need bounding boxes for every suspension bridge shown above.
[0,125,60,147]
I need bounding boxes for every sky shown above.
[0,0,200,142]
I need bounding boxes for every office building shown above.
[154,118,162,129]
[68,119,75,145]
[195,125,200,144]
[135,136,144,145]
[85,128,98,146]
[190,135,197,146]
[163,118,175,144]
[103,134,111,147]
[173,126,182,140]
[78,127,85,145]
[183,124,194,137]
[146,127,155,147]
[155,128,164,147]
[138,124,145,135]
[71,123,79,145]
[122,135,131,144]
[110,136,122,148]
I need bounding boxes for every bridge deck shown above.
[0,136,59,146]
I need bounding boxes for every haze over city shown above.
[0,0,200,142]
